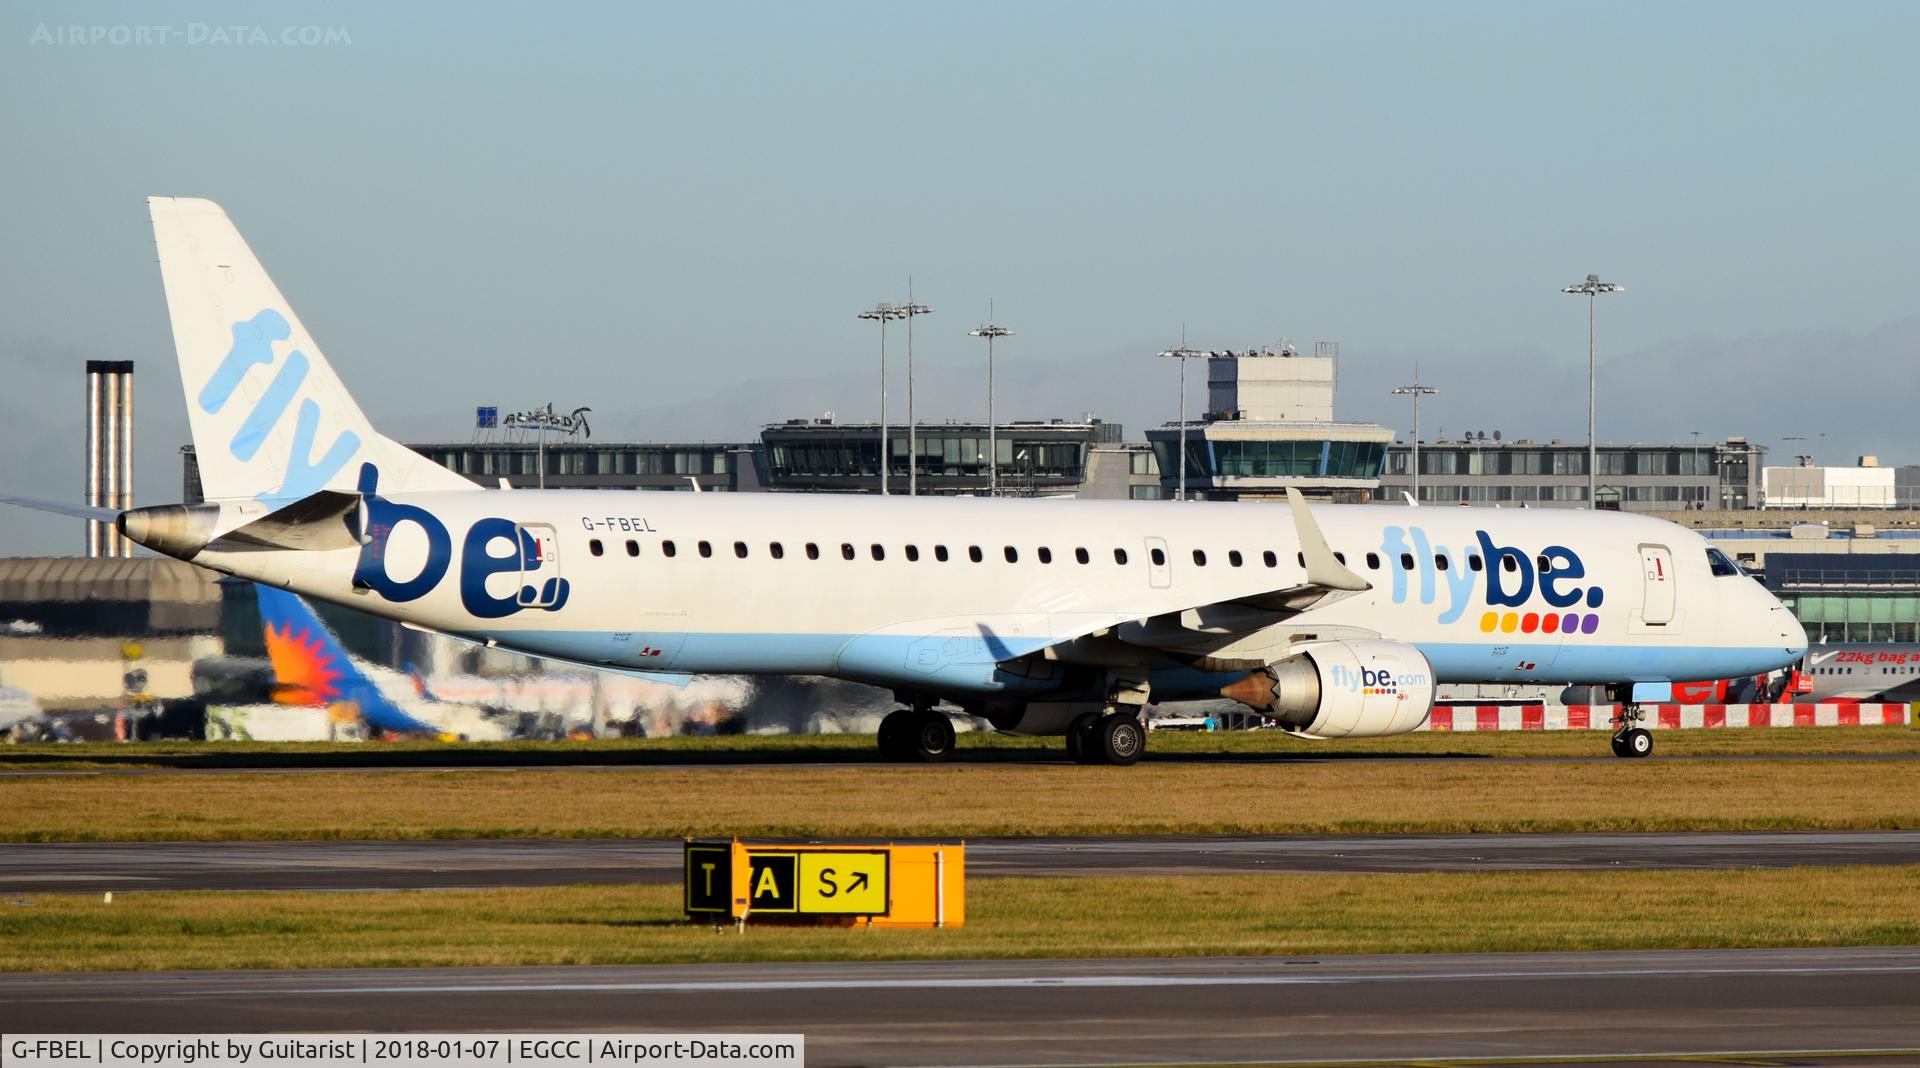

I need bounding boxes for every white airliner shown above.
[6,198,1808,763]
[1797,644,1920,702]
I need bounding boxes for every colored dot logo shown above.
[1479,611,1601,635]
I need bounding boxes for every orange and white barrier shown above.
[1426,703,1912,731]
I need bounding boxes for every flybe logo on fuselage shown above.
[1381,525,1606,636]
[351,466,569,618]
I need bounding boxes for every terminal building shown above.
[1142,345,1393,502]
[1375,436,1766,511]
[181,418,1163,503]
[757,417,1160,498]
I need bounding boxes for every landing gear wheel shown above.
[1621,727,1653,758]
[877,708,914,760]
[1066,713,1100,764]
[1097,713,1145,767]
[908,708,956,762]
[1609,734,1629,758]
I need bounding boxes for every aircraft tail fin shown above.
[147,197,472,506]
[256,583,435,735]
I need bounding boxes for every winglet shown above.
[1286,488,1370,592]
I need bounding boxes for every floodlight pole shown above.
[1391,371,1439,502]
[969,306,1013,497]
[900,281,932,496]
[1156,344,1204,501]
[858,302,906,494]
[1562,274,1624,509]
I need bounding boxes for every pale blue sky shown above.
[3,1,1917,552]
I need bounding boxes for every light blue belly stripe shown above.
[483,630,1799,696]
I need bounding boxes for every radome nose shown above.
[1758,596,1806,661]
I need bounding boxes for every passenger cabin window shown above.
[1297,552,1307,568]
[935,545,950,562]
[841,543,856,561]
[698,541,713,558]
[662,540,677,558]
[1004,546,1019,563]
[589,539,604,557]
[1228,550,1243,567]
[1263,550,1277,568]
[1706,547,1741,577]
[1334,552,1346,564]
[969,546,984,563]
[905,545,920,562]
[1191,549,1207,566]
[871,544,885,561]
[1366,552,1380,570]
[1536,554,1552,574]
[1503,555,1519,573]
[1435,554,1449,571]
[1150,547,1166,566]
[769,542,784,560]
[1075,548,1090,564]
[625,540,639,557]
[734,541,749,558]
[1114,548,1129,565]
[805,542,820,560]
[1399,553,1415,570]
[1038,547,1053,564]
[1469,554,1483,572]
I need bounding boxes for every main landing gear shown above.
[877,704,956,763]
[1610,705,1653,758]
[1064,709,1145,767]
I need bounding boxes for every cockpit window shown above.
[1706,547,1741,577]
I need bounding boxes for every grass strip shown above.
[1,724,1915,771]
[3,866,1916,972]
[3,753,1918,841]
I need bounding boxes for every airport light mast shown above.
[1391,370,1439,502]
[969,307,1013,497]
[1561,273,1625,509]
[858,302,907,494]
[900,282,932,496]
[1156,342,1205,501]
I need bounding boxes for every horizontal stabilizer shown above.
[217,490,363,551]
[0,494,122,523]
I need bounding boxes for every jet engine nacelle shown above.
[1219,639,1434,738]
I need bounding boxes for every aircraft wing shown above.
[1036,490,1374,660]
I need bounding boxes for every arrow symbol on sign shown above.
[849,872,869,893]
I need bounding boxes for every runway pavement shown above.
[5,750,1920,777]
[4,830,1919,893]
[3,947,1917,1065]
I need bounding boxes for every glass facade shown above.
[1379,441,1761,512]
[1763,553,1920,644]
[769,433,1087,482]
[416,445,731,478]
[1149,438,1386,481]
[758,423,1107,493]
[1781,593,1920,643]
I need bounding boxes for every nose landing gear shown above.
[1610,705,1654,758]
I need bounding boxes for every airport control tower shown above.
[1145,342,1393,503]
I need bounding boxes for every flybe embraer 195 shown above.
[7,199,1807,764]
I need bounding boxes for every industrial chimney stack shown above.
[84,359,134,557]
